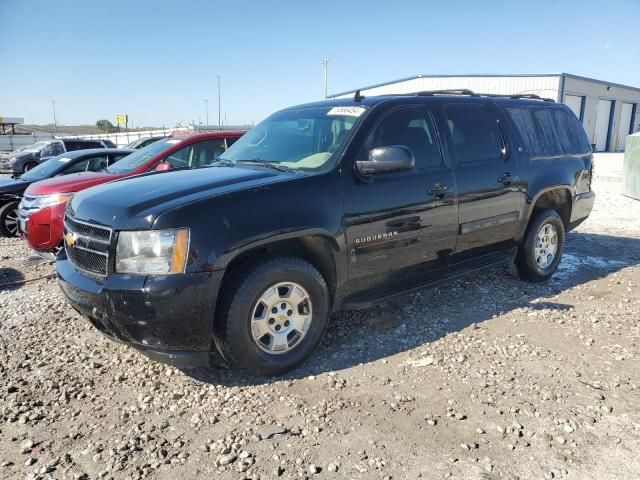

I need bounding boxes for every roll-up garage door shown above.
[618,103,634,151]
[594,99,613,152]
[564,95,583,120]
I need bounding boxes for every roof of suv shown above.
[286,91,559,112]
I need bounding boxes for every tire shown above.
[0,201,20,237]
[516,209,565,282]
[23,161,38,172]
[215,256,330,376]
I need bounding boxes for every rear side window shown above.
[505,106,590,158]
[443,105,503,164]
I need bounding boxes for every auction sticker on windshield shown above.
[327,106,366,117]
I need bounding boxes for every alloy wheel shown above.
[4,207,19,236]
[250,281,313,354]
[534,222,558,269]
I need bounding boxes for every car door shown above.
[343,104,458,295]
[441,102,523,256]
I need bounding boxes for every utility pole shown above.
[322,58,329,98]
[217,75,221,130]
[203,99,209,125]
[52,100,57,132]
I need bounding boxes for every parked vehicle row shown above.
[0,149,134,237]
[16,131,244,253]
[0,138,116,174]
[46,91,594,376]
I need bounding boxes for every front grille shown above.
[64,214,112,276]
[67,246,108,275]
[65,215,111,241]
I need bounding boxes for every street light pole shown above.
[322,58,329,99]
[203,99,209,126]
[52,100,57,132]
[217,75,221,130]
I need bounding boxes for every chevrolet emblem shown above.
[65,232,77,247]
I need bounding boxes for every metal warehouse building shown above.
[331,73,640,152]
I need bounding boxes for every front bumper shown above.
[568,191,596,231]
[0,157,19,173]
[57,256,224,368]
[19,202,67,250]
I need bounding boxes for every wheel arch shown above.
[517,186,573,241]
[215,230,344,312]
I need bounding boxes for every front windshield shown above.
[219,106,364,171]
[19,141,49,152]
[106,138,180,173]
[20,154,73,181]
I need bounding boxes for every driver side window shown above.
[358,106,442,169]
[165,145,193,168]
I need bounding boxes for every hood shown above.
[25,171,120,195]
[69,166,286,229]
[0,176,31,196]
[9,151,35,160]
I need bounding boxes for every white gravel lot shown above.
[0,153,639,480]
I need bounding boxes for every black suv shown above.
[57,91,595,375]
[1,139,115,174]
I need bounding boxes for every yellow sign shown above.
[115,114,128,125]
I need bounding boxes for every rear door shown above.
[441,102,523,256]
[343,104,458,294]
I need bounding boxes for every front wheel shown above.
[215,256,330,376]
[23,161,38,172]
[516,209,565,282]
[0,201,20,237]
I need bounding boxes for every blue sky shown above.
[1,0,639,127]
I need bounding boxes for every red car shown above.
[19,131,245,253]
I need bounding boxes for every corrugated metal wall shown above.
[334,75,561,100]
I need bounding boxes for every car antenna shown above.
[354,90,365,102]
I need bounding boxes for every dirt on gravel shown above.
[1,154,639,480]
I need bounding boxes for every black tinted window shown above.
[532,109,562,156]
[444,105,503,164]
[360,106,442,168]
[506,106,591,157]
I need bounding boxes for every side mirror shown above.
[154,161,173,171]
[356,146,415,175]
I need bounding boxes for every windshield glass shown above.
[219,106,364,171]
[20,154,73,181]
[106,139,179,173]
[19,141,50,152]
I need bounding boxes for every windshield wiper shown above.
[206,158,235,168]
[236,159,293,173]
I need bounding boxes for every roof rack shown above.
[406,89,555,102]
[414,89,476,96]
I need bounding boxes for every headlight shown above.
[30,193,74,209]
[116,228,190,275]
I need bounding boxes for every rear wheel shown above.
[23,161,38,172]
[215,256,330,376]
[516,209,565,282]
[0,201,20,237]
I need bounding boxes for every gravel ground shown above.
[1,154,639,480]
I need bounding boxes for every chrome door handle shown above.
[428,184,451,197]
[498,173,518,185]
